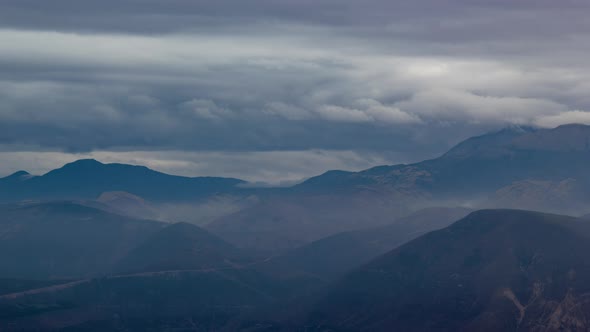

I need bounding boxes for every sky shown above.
[1,0,590,183]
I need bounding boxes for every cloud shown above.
[1,1,590,180]
[396,89,567,124]
[180,99,233,120]
[534,111,590,128]
[317,99,421,124]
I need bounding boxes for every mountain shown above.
[307,209,590,331]
[0,202,165,279]
[489,178,587,214]
[208,124,590,254]
[263,207,472,281]
[95,191,160,220]
[0,171,34,184]
[207,194,415,255]
[114,222,248,274]
[296,124,590,198]
[0,203,324,331]
[0,159,245,203]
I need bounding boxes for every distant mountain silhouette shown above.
[308,209,590,331]
[0,170,33,184]
[0,159,245,202]
[297,124,590,197]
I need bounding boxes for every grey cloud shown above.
[1,1,590,181]
[534,111,590,128]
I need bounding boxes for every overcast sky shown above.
[1,0,590,183]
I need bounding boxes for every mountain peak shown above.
[8,170,30,178]
[115,221,244,274]
[441,126,531,159]
[63,159,104,168]
[1,170,32,181]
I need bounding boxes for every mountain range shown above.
[0,159,244,203]
[2,124,590,331]
[207,124,590,253]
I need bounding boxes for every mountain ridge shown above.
[306,209,590,331]
[0,159,246,203]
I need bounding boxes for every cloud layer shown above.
[1,1,589,180]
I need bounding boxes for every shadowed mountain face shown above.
[308,210,590,332]
[0,159,245,203]
[0,270,282,332]
[0,216,322,332]
[263,207,472,281]
[0,202,166,279]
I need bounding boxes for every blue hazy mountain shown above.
[208,125,590,254]
[296,124,590,198]
[114,222,249,274]
[0,159,245,202]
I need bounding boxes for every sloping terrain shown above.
[489,179,587,214]
[115,222,249,274]
[263,207,472,280]
[307,210,590,331]
[0,202,165,279]
[0,269,280,332]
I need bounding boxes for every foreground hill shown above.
[0,159,245,203]
[0,202,165,279]
[0,269,280,331]
[308,209,590,331]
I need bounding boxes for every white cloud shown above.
[396,89,566,124]
[316,105,372,123]
[180,99,232,120]
[534,110,590,128]
[313,100,421,124]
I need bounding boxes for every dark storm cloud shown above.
[1,0,590,180]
